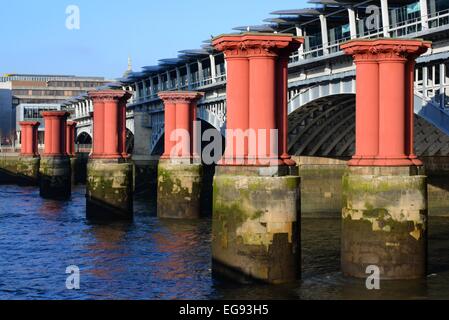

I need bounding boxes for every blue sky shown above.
[0,0,309,80]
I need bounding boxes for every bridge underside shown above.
[288,94,449,157]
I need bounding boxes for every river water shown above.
[0,184,448,300]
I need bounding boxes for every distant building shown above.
[15,103,62,146]
[0,74,111,145]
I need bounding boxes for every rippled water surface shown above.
[0,184,449,300]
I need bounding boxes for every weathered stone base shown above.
[293,156,348,217]
[39,156,71,200]
[212,165,301,284]
[86,158,133,220]
[16,157,40,186]
[157,160,202,219]
[0,155,19,184]
[342,166,428,280]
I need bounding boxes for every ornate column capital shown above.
[41,111,70,119]
[213,33,304,58]
[19,121,40,128]
[158,91,204,105]
[341,39,432,63]
[88,90,132,103]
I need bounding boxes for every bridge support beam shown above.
[211,33,303,284]
[157,91,204,219]
[17,121,40,185]
[341,39,431,279]
[40,111,71,199]
[86,90,133,220]
[66,121,77,185]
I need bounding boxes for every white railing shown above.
[415,83,449,109]
[131,73,227,106]
[289,8,449,64]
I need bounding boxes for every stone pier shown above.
[340,39,431,279]
[157,91,204,219]
[17,121,40,185]
[39,111,71,199]
[86,90,133,220]
[211,33,303,284]
[66,121,77,185]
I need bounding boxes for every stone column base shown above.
[212,165,301,284]
[86,158,133,220]
[157,160,202,219]
[39,156,71,200]
[17,156,40,186]
[342,166,428,279]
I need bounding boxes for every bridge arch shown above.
[288,94,356,157]
[76,130,92,145]
[287,93,449,158]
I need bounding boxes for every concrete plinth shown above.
[86,159,133,220]
[39,156,71,200]
[212,165,301,284]
[341,166,428,279]
[157,160,202,219]
[16,157,40,186]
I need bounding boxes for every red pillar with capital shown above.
[40,111,71,199]
[19,121,40,157]
[157,91,204,220]
[213,33,303,166]
[340,39,431,280]
[158,91,204,161]
[341,39,431,166]
[17,121,41,185]
[210,33,303,284]
[42,111,69,157]
[89,90,132,159]
[86,90,134,220]
[66,121,77,157]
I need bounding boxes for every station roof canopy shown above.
[232,24,277,32]
[179,49,210,56]
[307,0,418,4]
[159,58,185,66]
[142,65,163,73]
[270,8,324,15]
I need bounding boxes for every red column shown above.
[88,90,132,160]
[341,43,380,166]
[162,101,176,158]
[247,46,277,164]
[42,111,69,156]
[213,37,250,163]
[118,99,128,157]
[378,52,408,165]
[103,98,119,157]
[191,101,199,158]
[176,101,191,158]
[341,39,431,167]
[158,92,204,161]
[213,34,304,166]
[19,121,40,157]
[406,60,421,165]
[65,121,77,157]
[92,99,104,157]
[277,46,302,166]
